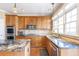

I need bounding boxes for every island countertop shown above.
[0,39,30,52]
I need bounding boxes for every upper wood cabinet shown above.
[36,16,51,30]
[36,18,42,29]
[6,15,51,30]
[24,16,51,30]
[18,16,25,29]
[6,15,17,26]
[25,16,37,28]
[31,17,37,25]
[41,16,51,30]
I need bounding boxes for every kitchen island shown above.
[0,39,30,56]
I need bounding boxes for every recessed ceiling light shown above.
[13,10,17,13]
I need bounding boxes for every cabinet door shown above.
[41,18,45,29]
[46,37,58,56]
[10,15,16,26]
[46,40,52,55]
[36,19,42,29]
[36,16,51,30]
[31,36,45,48]
[35,37,43,47]
[31,37,38,47]
[18,16,25,29]
[6,15,11,26]
[32,18,37,25]
[46,19,51,30]
[6,15,16,26]
[41,17,51,30]
[25,17,29,28]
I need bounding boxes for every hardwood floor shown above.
[0,52,25,56]
[30,47,49,56]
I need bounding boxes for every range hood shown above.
[26,25,36,30]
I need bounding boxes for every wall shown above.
[0,12,6,43]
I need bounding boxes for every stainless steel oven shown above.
[6,26,15,44]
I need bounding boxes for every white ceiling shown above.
[0,3,59,16]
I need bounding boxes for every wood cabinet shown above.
[18,16,25,29]
[36,16,51,30]
[16,36,79,56]
[16,36,26,39]
[46,19,51,29]
[25,16,37,28]
[6,15,17,26]
[16,36,59,56]
[25,16,31,27]
[30,36,44,47]
[36,18,41,29]
[45,36,79,56]
[31,36,42,47]
[25,36,46,48]
[45,37,59,56]
[40,17,51,30]
[6,15,51,30]
[18,16,51,30]
[16,36,46,48]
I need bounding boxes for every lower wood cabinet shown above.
[45,37,79,56]
[26,36,47,48]
[16,36,60,56]
[45,37,59,56]
[16,36,46,48]
[16,36,79,56]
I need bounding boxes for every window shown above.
[66,8,77,23]
[65,8,77,35]
[58,25,63,34]
[53,19,58,33]
[53,4,77,36]
[65,3,76,10]
[53,9,64,34]
[58,16,64,34]
[59,16,63,25]
[65,22,76,35]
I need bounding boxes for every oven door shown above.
[7,36,14,44]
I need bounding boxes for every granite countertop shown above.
[0,39,30,52]
[47,35,79,48]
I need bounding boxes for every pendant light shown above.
[13,3,17,13]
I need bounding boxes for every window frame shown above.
[52,3,78,36]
